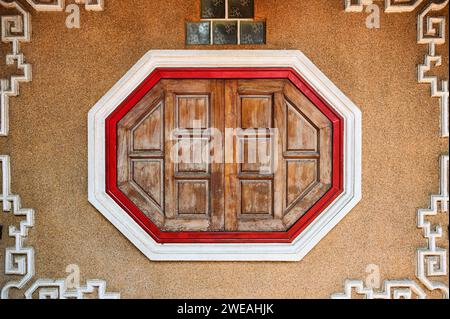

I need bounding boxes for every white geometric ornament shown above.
[332,155,449,299]
[344,0,449,137]
[0,0,104,136]
[1,1,118,299]
[0,155,120,299]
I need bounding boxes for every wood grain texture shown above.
[164,80,218,230]
[224,80,239,231]
[116,78,333,232]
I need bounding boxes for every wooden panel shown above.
[210,79,225,230]
[163,79,223,231]
[175,137,209,174]
[227,79,333,231]
[286,101,318,152]
[240,180,273,216]
[240,95,272,129]
[176,180,209,215]
[227,80,281,231]
[131,159,163,208]
[319,126,333,185]
[176,95,209,129]
[106,68,344,244]
[236,79,285,94]
[118,183,165,227]
[116,83,165,225]
[116,77,333,234]
[163,82,176,219]
[224,80,239,231]
[286,159,317,208]
[238,137,273,174]
[132,102,163,152]
[117,82,164,130]
[281,79,333,224]
[283,81,330,129]
[273,91,286,221]
[282,183,331,228]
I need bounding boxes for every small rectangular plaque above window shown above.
[186,0,265,45]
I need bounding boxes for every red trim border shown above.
[105,68,344,244]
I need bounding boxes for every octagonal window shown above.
[105,70,343,243]
[89,51,361,260]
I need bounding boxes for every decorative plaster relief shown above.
[335,0,449,299]
[332,155,449,299]
[1,1,117,299]
[0,154,120,299]
[344,0,449,137]
[0,0,104,136]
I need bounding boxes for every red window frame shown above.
[105,68,344,243]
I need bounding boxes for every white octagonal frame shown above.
[88,50,362,261]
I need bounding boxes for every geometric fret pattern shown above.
[344,0,449,137]
[0,154,119,299]
[1,154,119,299]
[1,1,118,299]
[334,0,449,299]
[0,0,104,136]
[332,155,449,299]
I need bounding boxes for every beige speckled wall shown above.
[0,0,448,299]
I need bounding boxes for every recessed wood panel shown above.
[176,95,209,129]
[240,95,272,129]
[286,159,318,208]
[175,137,209,174]
[238,137,273,174]
[177,181,209,215]
[132,102,163,152]
[131,159,163,208]
[240,180,273,216]
[286,101,318,152]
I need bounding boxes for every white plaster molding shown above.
[84,0,104,11]
[0,0,115,300]
[332,154,449,299]
[416,155,449,298]
[339,0,449,298]
[25,0,65,12]
[0,0,32,136]
[0,155,120,299]
[417,1,448,45]
[384,0,425,13]
[342,0,449,298]
[331,279,427,299]
[23,0,105,12]
[344,0,449,137]
[0,0,104,136]
[0,155,35,299]
[25,279,120,299]
[344,0,424,13]
[418,44,449,137]
[88,49,363,261]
